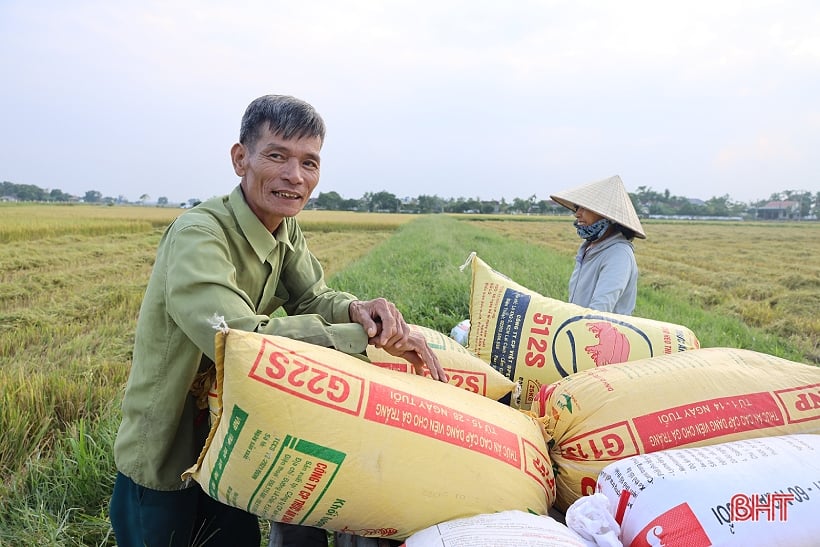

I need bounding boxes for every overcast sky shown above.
[2,0,818,205]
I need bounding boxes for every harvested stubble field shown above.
[0,203,817,545]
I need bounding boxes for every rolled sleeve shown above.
[255,314,368,354]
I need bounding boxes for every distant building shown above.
[481,200,501,214]
[755,200,800,220]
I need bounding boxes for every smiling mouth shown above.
[273,190,301,200]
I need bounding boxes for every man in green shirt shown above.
[109,94,447,547]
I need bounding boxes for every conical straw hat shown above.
[550,175,646,239]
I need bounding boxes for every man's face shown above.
[232,125,322,232]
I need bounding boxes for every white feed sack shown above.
[449,318,470,347]
[596,434,820,546]
[400,510,589,547]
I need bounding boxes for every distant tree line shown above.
[631,187,818,218]
[311,188,819,218]
[0,182,199,208]
[1,181,76,202]
[1,180,817,218]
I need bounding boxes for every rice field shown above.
[0,203,817,545]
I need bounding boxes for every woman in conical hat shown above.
[550,175,645,315]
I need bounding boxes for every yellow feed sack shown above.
[535,347,820,512]
[366,323,515,400]
[206,323,515,421]
[184,328,555,540]
[465,253,700,410]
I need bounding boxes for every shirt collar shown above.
[229,186,295,262]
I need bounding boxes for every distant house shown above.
[755,200,800,220]
[481,200,501,214]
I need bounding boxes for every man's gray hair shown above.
[239,95,326,149]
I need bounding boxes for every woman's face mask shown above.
[574,218,611,241]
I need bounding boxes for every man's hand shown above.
[349,299,449,382]
[384,331,449,383]
[349,298,408,348]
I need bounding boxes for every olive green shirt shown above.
[114,186,368,490]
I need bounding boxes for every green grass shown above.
[332,215,809,362]
[330,215,576,333]
[0,417,117,546]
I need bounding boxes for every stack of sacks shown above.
[462,253,699,410]
[186,328,556,541]
[533,347,820,511]
[595,434,820,546]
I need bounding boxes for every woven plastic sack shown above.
[449,319,470,346]
[463,253,699,410]
[207,324,515,420]
[401,510,588,547]
[596,434,820,546]
[366,323,514,400]
[184,328,555,540]
[535,347,820,511]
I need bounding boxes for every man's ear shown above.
[230,142,246,176]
